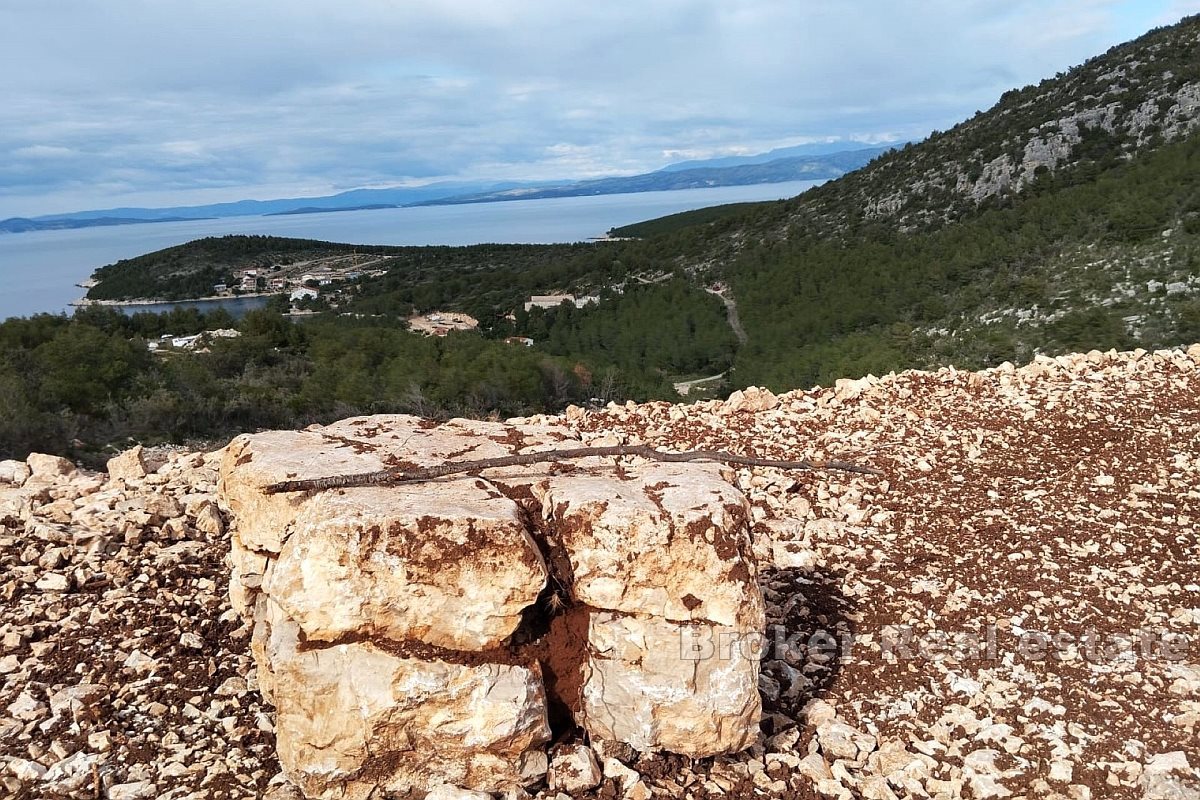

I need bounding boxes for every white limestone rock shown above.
[266,612,550,798]
[106,445,148,483]
[0,459,30,486]
[535,461,762,628]
[579,610,762,757]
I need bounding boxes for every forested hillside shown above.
[615,14,1200,387]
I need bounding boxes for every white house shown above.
[524,294,576,312]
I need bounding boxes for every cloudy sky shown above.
[2,0,1198,217]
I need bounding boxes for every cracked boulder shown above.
[220,417,567,796]
[219,414,765,798]
[536,463,764,755]
[256,602,550,799]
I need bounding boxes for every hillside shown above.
[411,146,889,205]
[84,237,401,301]
[604,14,1200,389]
[785,14,1200,234]
[2,347,1197,799]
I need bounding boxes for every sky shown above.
[2,0,1198,218]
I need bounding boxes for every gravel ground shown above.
[2,345,1198,800]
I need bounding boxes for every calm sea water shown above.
[0,181,820,321]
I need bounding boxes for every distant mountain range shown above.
[0,143,891,234]
[0,181,539,234]
[407,147,891,206]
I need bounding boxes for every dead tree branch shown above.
[262,444,883,494]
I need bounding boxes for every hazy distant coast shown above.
[0,144,884,237]
[0,181,823,322]
[0,215,208,235]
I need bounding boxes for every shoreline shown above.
[71,291,280,308]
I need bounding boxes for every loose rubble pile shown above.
[2,345,1199,800]
[1,446,276,800]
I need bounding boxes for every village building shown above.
[522,294,599,312]
[503,336,534,347]
[146,328,241,354]
[301,271,335,286]
[407,311,479,337]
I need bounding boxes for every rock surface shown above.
[105,445,148,483]
[0,446,276,800]
[266,617,550,798]
[259,481,547,652]
[581,611,762,756]
[0,459,30,486]
[218,415,765,796]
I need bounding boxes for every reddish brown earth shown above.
[2,345,1199,799]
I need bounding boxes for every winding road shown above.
[706,287,748,346]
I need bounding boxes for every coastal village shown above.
[215,255,602,343]
[209,253,391,308]
[144,280,603,356]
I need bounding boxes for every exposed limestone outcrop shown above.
[218,415,765,797]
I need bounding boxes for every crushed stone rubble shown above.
[1,446,276,800]
[2,345,1199,800]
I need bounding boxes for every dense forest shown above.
[0,306,564,463]
[0,279,734,463]
[725,130,1200,387]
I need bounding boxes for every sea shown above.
[0,180,821,321]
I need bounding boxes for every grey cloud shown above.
[1,0,1196,216]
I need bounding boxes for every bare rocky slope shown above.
[787,15,1200,235]
[2,345,1199,800]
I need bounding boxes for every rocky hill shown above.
[630,14,1200,242]
[817,15,1200,233]
[2,345,1198,799]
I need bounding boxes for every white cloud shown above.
[0,0,1192,216]
[12,145,76,159]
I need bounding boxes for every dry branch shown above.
[262,444,883,494]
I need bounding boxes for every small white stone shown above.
[548,745,601,793]
[107,781,158,800]
[424,784,494,800]
[35,572,70,592]
[1049,760,1073,783]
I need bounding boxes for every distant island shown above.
[265,204,399,216]
[0,215,206,234]
[411,146,892,206]
[0,143,891,235]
